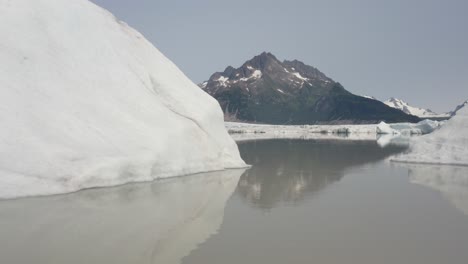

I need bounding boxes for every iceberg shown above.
[393,105,468,166]
[376,119,441,147]
[377,119,441,135]
[389,119,441,135]
[376,121,399,135]
[0,0,246,199]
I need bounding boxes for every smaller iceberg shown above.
[377,119,441,135]
[392,104,468,166]
[376,119,441,148]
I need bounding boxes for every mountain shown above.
[200,52,419,124]
[0,0,245,199]
[384,98,449,119]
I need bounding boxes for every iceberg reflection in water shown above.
[185,140,468,264]
[0,169,245,264]
[406,164,468,216]
[236,139,407,209]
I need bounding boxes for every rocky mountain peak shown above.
[199,53,420,124]
[201,52,336,93]
[240,52,282,72]
[283,59,331,82]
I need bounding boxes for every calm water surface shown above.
[1,139,468,264]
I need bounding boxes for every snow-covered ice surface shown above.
[0,169,245,264]
[0,0,246,199]
[392,106,468,166]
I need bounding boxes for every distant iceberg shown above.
[0,0,246,199]
[376,120,442,148]
[377,119,441,135]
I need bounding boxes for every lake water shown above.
[1,139,468,264]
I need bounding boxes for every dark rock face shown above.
[200,52,420,124]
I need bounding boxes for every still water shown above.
[1,139,468,264]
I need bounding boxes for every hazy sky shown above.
[91,0,467,112]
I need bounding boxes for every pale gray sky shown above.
[92,0,467,113]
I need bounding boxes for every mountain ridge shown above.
[384,97,450,119]
[200,52,420,124]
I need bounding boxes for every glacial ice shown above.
[393,105,468,166]
[0,0,246,199]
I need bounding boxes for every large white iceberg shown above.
[393,105,468,166]
[0,0,246,199]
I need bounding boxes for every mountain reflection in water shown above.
[236,139,407,209]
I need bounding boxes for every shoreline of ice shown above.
[226,120,441,144]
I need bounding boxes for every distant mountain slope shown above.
[384,98,449,119]
[200,52,419,124]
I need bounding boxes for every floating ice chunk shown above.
[376,122,400,135]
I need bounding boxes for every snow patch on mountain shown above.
[361,95,377,100]
[216,76,230,86]
[239,70,262,82]
[277,89,286,94]
[0,0,246,199]
[292,72,309,81]
[252,70,262,78]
